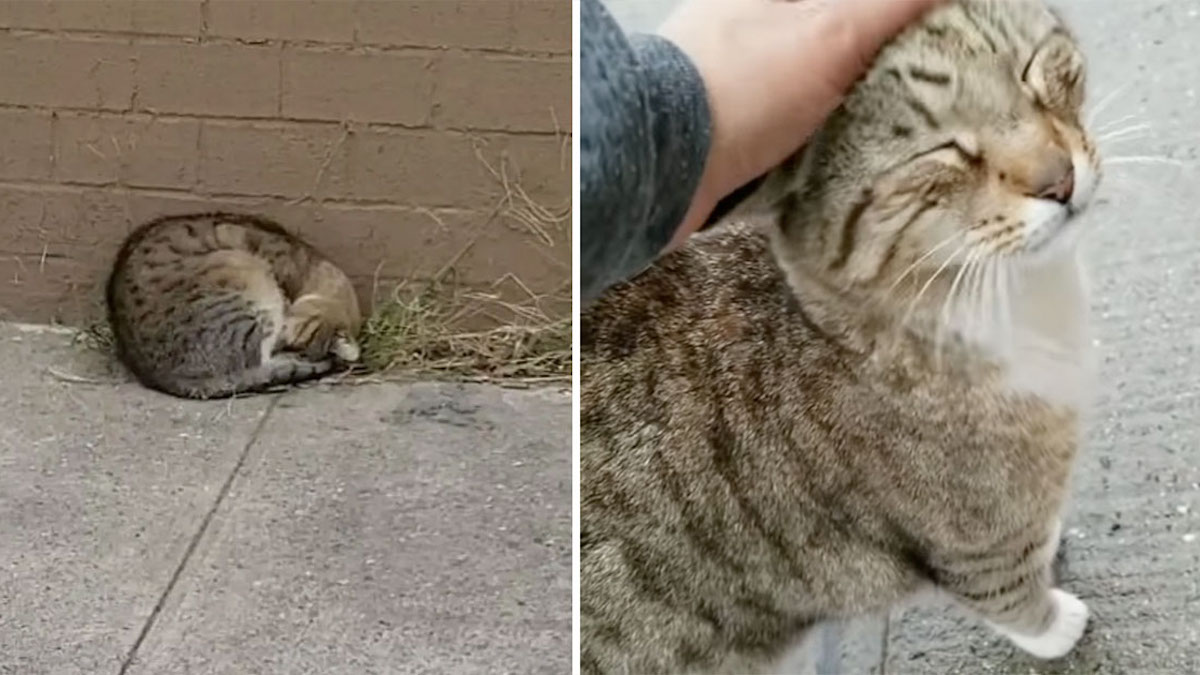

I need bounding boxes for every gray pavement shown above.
[606,0,1200,672]
[0,323,570,674]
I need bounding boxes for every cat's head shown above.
[774,0,1098,292]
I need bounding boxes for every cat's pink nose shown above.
[1032,156,1075,204]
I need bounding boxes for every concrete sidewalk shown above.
[0,323,570,675]
[606,0,1200,672]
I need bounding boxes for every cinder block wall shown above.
[0,0,571,324]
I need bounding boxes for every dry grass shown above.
[473,140,571,247]
[76,319,114,353]
[353,277,570,385]
[345,142,572,385]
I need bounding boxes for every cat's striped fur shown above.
[581,1,1100,672]
[107,213,363,399]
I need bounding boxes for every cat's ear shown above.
[1023,32,1085,114]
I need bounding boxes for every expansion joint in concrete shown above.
[115,394,282,675]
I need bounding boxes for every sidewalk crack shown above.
[116,394,282,674]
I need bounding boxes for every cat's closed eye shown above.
[938,137,983,163]
[896,137,982,175]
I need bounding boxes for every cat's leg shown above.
[1045,516,1064,566]
[176,352,333,398]
[280,295,338,358]
[279,297,322,351]
[936,521,1087,660]
[299,319,337,361]
[256,352,334,388]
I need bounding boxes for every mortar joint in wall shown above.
[194,120,207,196]
[49,111,59,181]
[199,0,210,41]
[276,41,285,118]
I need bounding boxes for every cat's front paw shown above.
[331,336,361,364]
[1004,589,1089,659]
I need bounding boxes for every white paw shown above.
[1003,589,1089,659]
[332,336,361,363]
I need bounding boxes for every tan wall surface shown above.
[0,0,571,324]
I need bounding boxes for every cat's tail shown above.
[164,353,335,400]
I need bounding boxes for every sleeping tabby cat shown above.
[107,212,362,399]
[581,0,1101,672]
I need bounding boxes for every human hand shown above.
[659,0,945,247]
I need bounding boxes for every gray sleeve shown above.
[580,0,712,304]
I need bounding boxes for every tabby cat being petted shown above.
[581,1,1101,672]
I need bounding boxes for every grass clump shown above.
[355,278,570,385]
[351,143,572,385]
[76,319,114,352]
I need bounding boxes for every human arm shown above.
[579,0,712,304]
[580,0,946,303]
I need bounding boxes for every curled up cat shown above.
[107,212,363,399]
[581,1,1101,673]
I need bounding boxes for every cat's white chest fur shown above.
[959,255,1094,411]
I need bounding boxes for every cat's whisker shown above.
[937,247,980,365]
[995,258,1009,348]
[979,259,993,349]
[941,248,977,328]
[1092,128,1200,150]
[989,256,1003,338]
[969,253,990,341]
[1096,123,1151,142]
[997,259,1015,352]
[962,252,986,353]
[1098,133,1200,150]
[1093,112,1136,134]
[1104,155,1193,168]
[966,253,985,343]
[903,239,970,332]
[1097,135,1155,149]
[1086,82,1132,128]
[965,254,984,322]
[1097,129,1200,141]
[1096,134,1158,149]
[887,230,963,294]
